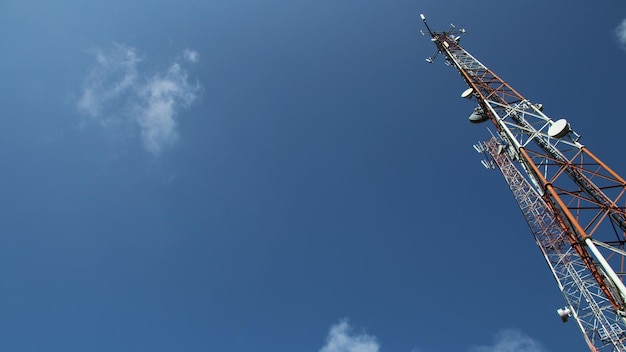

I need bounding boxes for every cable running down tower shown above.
[420,14,626,351]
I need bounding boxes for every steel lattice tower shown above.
[420,14,626,351]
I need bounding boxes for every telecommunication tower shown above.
[419,14,626,351]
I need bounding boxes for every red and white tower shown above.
[420,14,626,351]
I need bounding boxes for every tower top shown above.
[419,14,466,63]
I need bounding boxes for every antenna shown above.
[419,13,466,64]
[420,13,434,36]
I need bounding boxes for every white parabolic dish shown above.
[461,88,474,99]
[548,119,570,138]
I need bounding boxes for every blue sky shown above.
[1,1,626,351]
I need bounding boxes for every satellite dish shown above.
[548,119,570,138]
[461,88,474,99]
[468,107,488,123]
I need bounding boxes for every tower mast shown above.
[420,14,626,351]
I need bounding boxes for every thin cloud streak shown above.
[320,319,380,352]
[77,43,200,155]
[616,19,626,48]
[183,49,199,63]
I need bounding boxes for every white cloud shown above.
[469,329,548,352]
[320,319,380,352]
[78,44,140,120]
[135,62,199,155]
[318,320,545,352]
[616,19,626,48]
[77,43,200,155]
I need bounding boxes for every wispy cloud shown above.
[616,19,626,48]
[77,43,200,155]
[183,49,199,63]
[320,319,380,352]
[134,62,198,155]
[469,329,548,352]
[320,320,547,352]
[78,44,141,120]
